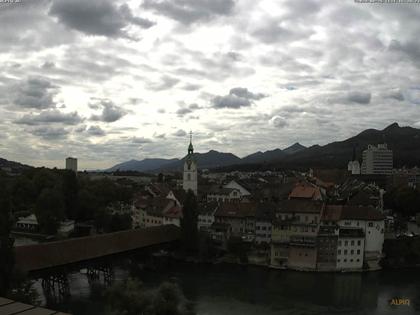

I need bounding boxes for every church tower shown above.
[183,131,198,195]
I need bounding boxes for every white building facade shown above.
[361,144,393,175]
[66,157,78,172]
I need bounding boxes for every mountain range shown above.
[106,123,420,172]
[1,123,420,173]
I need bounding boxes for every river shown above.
[32,262,420,315]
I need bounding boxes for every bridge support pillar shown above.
[86,265,114,286]
[41,273,70,303]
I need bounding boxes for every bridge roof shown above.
[15,225,180,272]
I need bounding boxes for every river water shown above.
[33,262,420,315]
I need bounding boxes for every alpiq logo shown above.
[389,298,410,306]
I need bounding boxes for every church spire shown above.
[188,131,194,155]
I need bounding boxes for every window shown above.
[345,240,348,246]
[338,240,342,246]
[357,240,361,246]
[351,240,354,246]
[344,250,348,255]
[368,222,373,227]
[344,259,347,262]
[338,250,341,255]
[351,250,354,255]
[357,250,360,255]
[187,174,191,181]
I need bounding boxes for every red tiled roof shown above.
[289,183,321,200]
[326,205,384,221]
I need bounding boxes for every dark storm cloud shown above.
[142,0,235,25]
[49,0,154,38]
[15,110,83,126]
[212,87,267,109]
[87,125,106,137]
[11,77,58,109]
[90,100,127,123]
[347,91,371,105]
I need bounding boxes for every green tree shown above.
[62,170,79,219]
[180,190,198,253]
[0,177,14,295]
[35,188,65,235]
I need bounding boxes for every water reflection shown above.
[28,261,420,315]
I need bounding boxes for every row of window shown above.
[338,240,362,247]
[337,258,360,263]
[338,249,361,255]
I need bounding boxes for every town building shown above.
[289,182,323,201]
[361,144,393,175]
[214,202,257,240]
[198,202,219,231]
[255,203,275,244]
[65,157,78,172]
[327,205,385,271]
[271,200,324,270]
[183,132,198,195]
[163,205,183,227]
[207,187,242,203]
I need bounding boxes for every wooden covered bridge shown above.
[15,225,181,273]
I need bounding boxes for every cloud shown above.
[229,87,267,100]
[131,137,153,144]
[49,0,154,38]
[32,126,69,140]
[90,100,127,123]
[173,129,187,137]
[15,110,83,125]
[270,116,288,128]
[347,91,371,104]
[87,125,106,136]
[147,75,180,91]
[176,103,200,117]
[387,89,405,101]
[212,87,267,109]
[251,18,313,44]
[11,77,57,109]
[142,0,235,25]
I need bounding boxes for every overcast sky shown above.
[1,0,420,170]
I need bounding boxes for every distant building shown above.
[66,157,78,173]
[361,144,393,175]
[183,132,198,195]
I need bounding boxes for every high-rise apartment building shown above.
[361,144,393,175]
[66,157,78,173]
